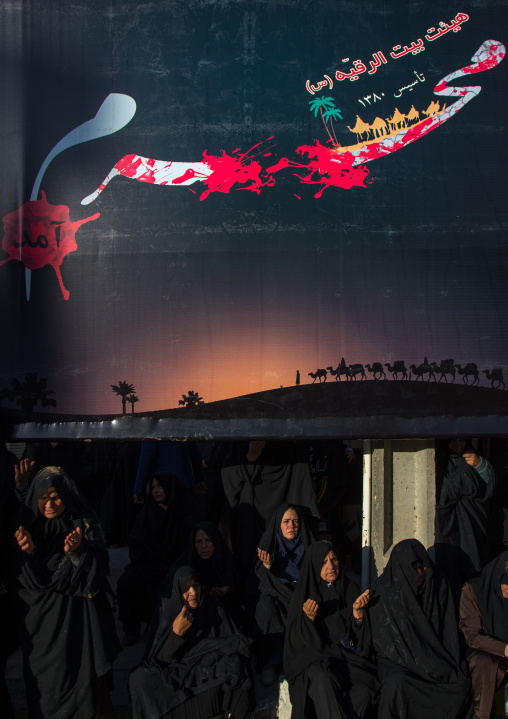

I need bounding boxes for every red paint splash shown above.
[0,191,99,300]
[267,141,369,197]
[199,140,276,201]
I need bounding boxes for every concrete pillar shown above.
[370,439,435,580]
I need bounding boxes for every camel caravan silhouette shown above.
[305,358,505,389]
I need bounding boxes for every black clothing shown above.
[162,521,242,623]
[118,471,196,628]
[435,446,496,594]
[14,468,120,719]
[369,538,470,719]
[222,441,318,577]
[283,541,378,719]
[129,566,253,719]
[470,550,508,641]
[254,504,318,665]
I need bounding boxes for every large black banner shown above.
[0,0,507,438]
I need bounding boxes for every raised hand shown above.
[14,459,35,491]
[257,548,273,570]
[64,526,82,553]
[172,606,194,637]
[303,598,319,621]
[15,526,34,553]
[352,589,370,620]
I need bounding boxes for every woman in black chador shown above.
[117,470,196,644]
[369,538,470,719]
[14,466,120,719]
[129,566,254,719]
[283,541,378,719]
[254,503,317,684]
[161,521,242,623]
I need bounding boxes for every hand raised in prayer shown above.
[463,451,481,467]
[210,585,230,597]
[257,548,273,570]
[64,526,82,553]
[15,526,35,553]
[247,441,266,463]
[303,599,319,621]
[14,459,35,491]
[173,606,194,637]
[352,589,370,620]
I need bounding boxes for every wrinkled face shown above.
[151,478,167,504]
[449,437,467,454]
[501,584,508,599]
[38,486,65,519]
[281,508,300,540]
[194,529,215,560]
[320,550,339,583]
[416,566,426,587]
[182,577,201,610]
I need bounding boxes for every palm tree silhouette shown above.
[111,380,136,414]
[127,394,139,414]
[3,372,56,411]
[309,96,342,146]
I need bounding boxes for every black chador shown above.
[14,467,120,719]
[283,541,378,719]
[369,539,470,719]
[129,566,253,719]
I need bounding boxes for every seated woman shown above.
[161,521,242,624]
[129,566,254,719]
[283,541,378,719]
[14,466,120,719]
[117,470,196,644]
[254,503,317,685]
[460,551,508,719]
[369,538,470,719]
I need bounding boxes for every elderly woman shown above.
[129,566,254,719]
[460,551,508,719]
[254,503,317,685]
[369,539,470,719]
[283,541,378,719]
[14,466,120,719]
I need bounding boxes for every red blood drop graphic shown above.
[0,191,100,300]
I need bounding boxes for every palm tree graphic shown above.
[127,394,139,414]
[3,372,56,411]
[111,380,136,414]
[309,96,342,146]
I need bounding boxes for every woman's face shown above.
[194,529,215,560]
[449,437,467,454]
[501,584,508,599]
[416,566,426,587]
[281,508,300,540]
[320,550,340,583]
[151,478,167,504]
[182,577,201,610]
[38,486,65,519]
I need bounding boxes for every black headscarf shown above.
[128,470,197,579]
[179,521,239,592]
[283,541,379,719]
[470,551,508,641]
[370,539,467,683]
[130,566,252,719]
[15,467,120,719]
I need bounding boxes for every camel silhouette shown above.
[384,361,408,380]
[308,369,327,383]
[410,358,436,381]
[365,363,386,380]
[483,368,505,389]
[430,360,456,383]
[455,363,479,385]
